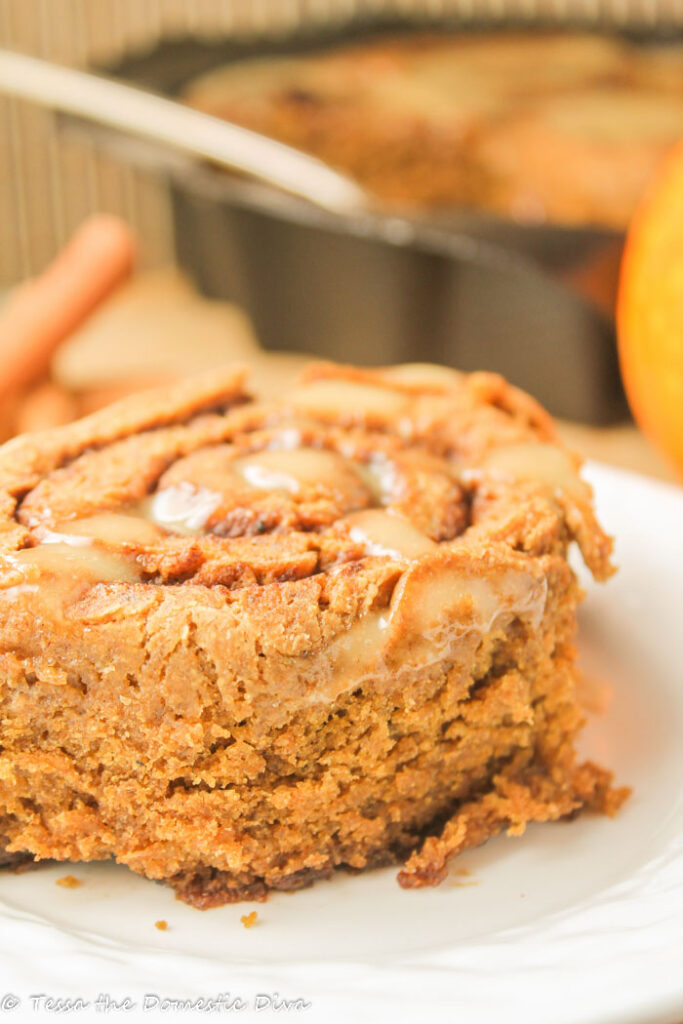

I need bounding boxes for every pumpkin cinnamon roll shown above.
[0,363,628,906]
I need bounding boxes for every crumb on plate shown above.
[56,874,82,889]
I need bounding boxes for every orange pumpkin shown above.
[617,140,683,478]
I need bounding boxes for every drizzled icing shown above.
[143,447,374,536]
[0,519,144,602]
[307,560,548,703]
[38,513,163,548]
[5,543,140,585]
[343,509,436,560]
[232,448,367,496]
[2,436,546,643]
[481,443,590,499]
[355,457,398,505]
[325,608,391,684]
[142,483,222,535]
[392,565,547,638]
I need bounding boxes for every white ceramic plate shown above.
[0,463,681,1024]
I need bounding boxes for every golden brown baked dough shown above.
[184,31,683,227]
[0,363,628,906]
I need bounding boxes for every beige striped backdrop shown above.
[1,0,681,285]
